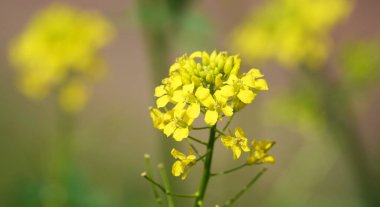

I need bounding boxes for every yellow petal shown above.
[263,156,275,163]
[173,127,189,141]
[255,79,269,91]
[221,136,235,147]
[172,161,184,176]
[154,85,166,97]
[186,103,200,118]
[205,110,218,126]
[220,85,235,97]
[183,83,194,93]
[241,73,255,88]
[235,127,246,139]
[247,69,264,78]
[156,95,170,108]
[231,145,242,160]
[195,86,210,100]
[171,74,182,90]
[237,89,256,104]
[169,63,181,73]
[222,105,233,117]
[171,148,187,160]
[172,90,185,103]
[163,121,176,137]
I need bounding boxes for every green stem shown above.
[145,155,163,206]
[142,173,196,198]
[194,125,217,207]
[222,115,234,131]
[158,164,174,207]
[188,136,208,145]
[223,168,267,207]
[211,163,248,177]
[192,126,210,130]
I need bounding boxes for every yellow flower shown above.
[171,148,196,180]
[9,3,114,113]
[150,51,268,140]
[162,108,194,141]
[221,127,250,160]
[232,0,353,68]
[247,140,275,164]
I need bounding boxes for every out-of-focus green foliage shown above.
[232,0,353,69]
[340,40,380,89]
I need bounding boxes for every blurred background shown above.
[0,0,379,207]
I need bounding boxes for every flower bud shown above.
[224,56,233,74]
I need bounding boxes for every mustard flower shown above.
[150,51,269,141]
[221,127,251,160]
[171,148,196,180]
[232,0,353,68]
[9,3,114,113]
[247,140,275,164]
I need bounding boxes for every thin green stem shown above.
[192,126,210,130]
[196,154,207,162]
[188,136,207,145]
[144,155,163,206]
[158,163,174,207]
[141,172,197,198]
[223,168,268,207]
[211,163,248,177]
[194,125,217,207]
[222,115,234,131]
[215,128,226,139]
[186,140,204,162]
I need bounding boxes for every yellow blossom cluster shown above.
[9,3,114,113]
[150,51,274,179]
[232,0,353,68]
[150,51,268,141]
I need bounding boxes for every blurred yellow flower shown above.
[232,0,353,68]
[9,3,114,113]
[247,140,275,165]
[171,148,196,180]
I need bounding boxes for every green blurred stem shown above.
[194,125,216,207]
[222,115,234,131]
[192,126,211,130]
[211,163,248,177]
[223,168,267,207]
[145,155,164,206]
[303,69,380,206]
[158,164,174,207]
[142,173,196,198]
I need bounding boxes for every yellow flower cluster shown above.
[9,3,114,113]
[232,0,353,68]
[150,51,274,179]
[150,51,268,141]
[221,127,275,164]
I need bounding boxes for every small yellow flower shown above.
[171,148,196,180]
[221,127,250,160]
[247,140,275,164]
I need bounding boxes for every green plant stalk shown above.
[223,168,267,207]
[194,124,216,207]
[145,155,164,206]
[158,164,174,207]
